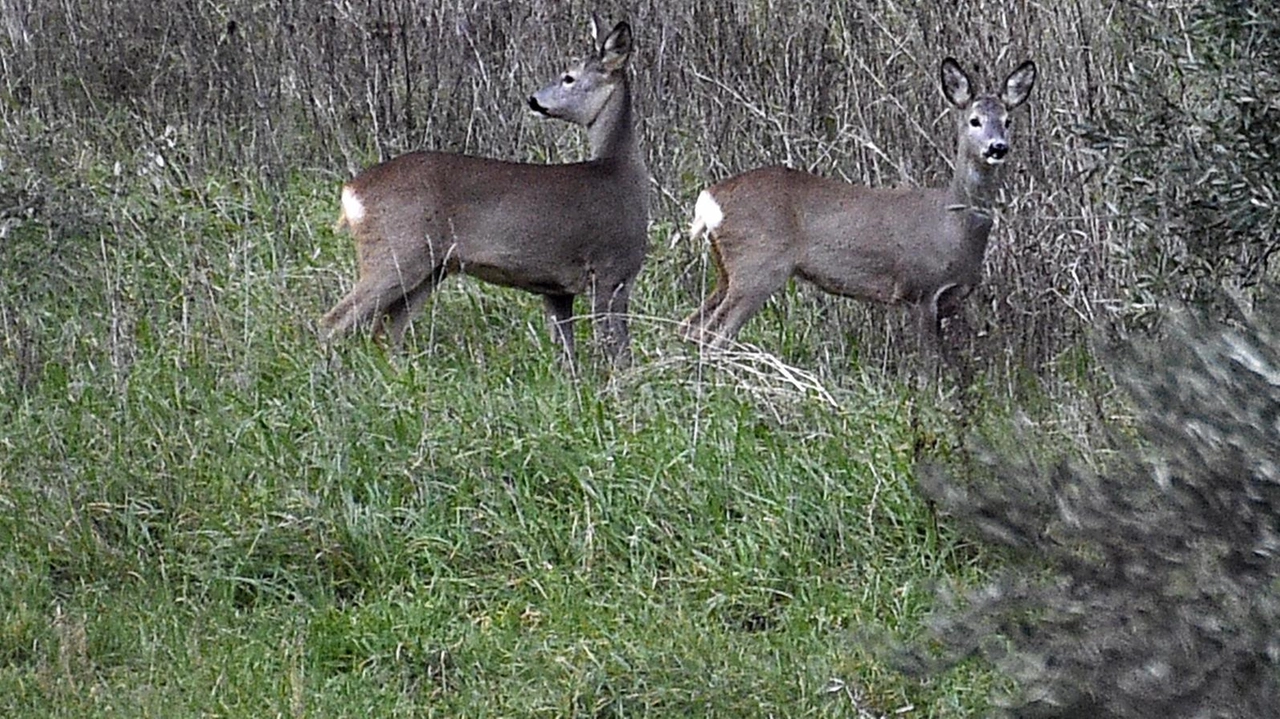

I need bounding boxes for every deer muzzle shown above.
[984,141,1010,163]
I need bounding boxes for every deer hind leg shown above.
[698,246,793,350]
[698,282,781,350]
[679,238,731,343]
[702,280,784,350]
[679,286,726,344]
[321,260,436,341]
[320,281,387,339]
[378,267,448,346]
[543,293,577,365]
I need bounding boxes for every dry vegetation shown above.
[4,1,1273,360]
[0,0,1128,368]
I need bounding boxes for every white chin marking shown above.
[341,186,366,225]
[985,155,1006,166]
[694,190,724,233]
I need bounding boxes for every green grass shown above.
[0,129,1088,717]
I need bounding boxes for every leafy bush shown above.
[911,304,1280,717]
[1092,1,1280,319]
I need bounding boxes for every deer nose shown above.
[986,142,1009,160]
[528,96,549,116]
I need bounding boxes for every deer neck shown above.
[587,79,642,170]
[948,151,1002,216]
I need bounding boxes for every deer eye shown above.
[969,117,982,128]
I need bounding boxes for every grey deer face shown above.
[941,58,1037,166]
[528,19,633,127]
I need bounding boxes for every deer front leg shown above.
[592,280,632,369]
[914,294,958,383]
[543,293,577,366]
[915,298,943,356]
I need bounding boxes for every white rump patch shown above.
[690,190,724,238]
[340,185,366,225]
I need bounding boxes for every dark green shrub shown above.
[1091,1,1280,321]
[911,304,1280,717]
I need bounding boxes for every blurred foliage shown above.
[910,303,1280,716]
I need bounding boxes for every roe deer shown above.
[321,17,648,368]
[680,57,1037,357]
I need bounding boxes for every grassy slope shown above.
[0,139,1045,717]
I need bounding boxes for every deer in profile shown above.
[680,57,1037,359]
[321,17,648,368]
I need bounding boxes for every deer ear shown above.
[939,57,972,108]
[590,12,604,46]
[599,21,633,72]
[1001,60,1037,108]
